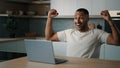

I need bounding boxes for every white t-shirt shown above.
[57,29,109,58]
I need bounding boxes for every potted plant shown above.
[5,17,17,38]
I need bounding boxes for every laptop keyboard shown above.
[55,58,67,64]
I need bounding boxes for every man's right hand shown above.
[48,9,59,18]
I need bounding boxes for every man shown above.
[45,8,120,58]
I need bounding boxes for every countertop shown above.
[0,14,103,19]
[0,37,45,43]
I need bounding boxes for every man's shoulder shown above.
[92,29,104,32]
[90,29,108,35]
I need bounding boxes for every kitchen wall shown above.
[0,17,7,38]
[0,17,29,38]
[29,18,104,37]
[0,0,105,38]
[0,16,104,38]
[0,1,29,38]
[29,18,47,37]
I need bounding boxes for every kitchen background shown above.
[0,0,120,61]
[0,0,108,38]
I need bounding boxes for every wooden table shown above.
[0,56,120,68]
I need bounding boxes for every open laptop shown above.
[24,39,67,64]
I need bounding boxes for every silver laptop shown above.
[24,39,67,64]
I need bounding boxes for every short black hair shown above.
[76,8,89,15]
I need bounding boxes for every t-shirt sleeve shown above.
[99,30,110,43]
[57,30,67,42]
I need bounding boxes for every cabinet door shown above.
[0,40,26,53]
[105,0,120,10]
[92,0,105,15]
[104,44,120,60]
[53,42,66,56]
[51,0,93,15]
[99,44,105,59]
[76,0,92,15]
[51,0,77,15]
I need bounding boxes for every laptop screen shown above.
[24,39,67,64]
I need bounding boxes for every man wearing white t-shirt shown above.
[45,8,120,58]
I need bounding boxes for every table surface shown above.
[0,56,120,68]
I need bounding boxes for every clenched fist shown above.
[101,10,112,22]
[48,9,59,18]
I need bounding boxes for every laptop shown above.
[24,39,67,64]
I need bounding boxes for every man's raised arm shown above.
[101,10,120,45]
[45,9,59,41]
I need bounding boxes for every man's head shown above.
[74,8,89,32]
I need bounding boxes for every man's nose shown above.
[76,19,80,23]
[76,19,82,24]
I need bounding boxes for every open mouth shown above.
[76,24,82,29]
[76,24,80,26]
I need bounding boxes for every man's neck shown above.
[78,27,89,32]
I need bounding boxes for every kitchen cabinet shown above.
[76,0,105,15]
[51,0,101,15]
[53,42,66,56]
[0,39,66,57]
[3,0,50,17]
[51,0,120,15]
[105,0,120,10]
[51,0,77,15]
[28,0,50,16]
[0,39,26,61]
[104,44,120,60]
[76,0,92,15]
[92,0,105,15]
[0,40,26,53]
[51,0,102,15]
[100,44,120,60]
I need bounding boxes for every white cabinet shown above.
[92,0,105,15]
[80,0,120,14]
[99,44,105,59]
[77,0,106,15]
[51,0,120,15]
[0,40,26,53]
[51,0,77,15]
[100,44,120,60]
[53,42,66,56]
[76,0,92,14]
[0,40,66,56]
[51,0,104,15]
[51,0,103,15]
[105,0,120,10]
[76,0,106,15]
[104,44,120,60]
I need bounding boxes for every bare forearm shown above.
[45,18,54,40]
[108,20,120,45]
[101,10,120,45]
